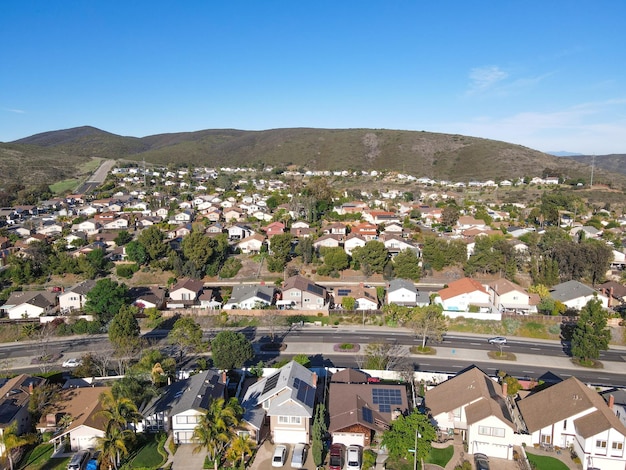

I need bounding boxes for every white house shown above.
[436,277,492,314]
[58,280,97,313]
[550,280,609,310]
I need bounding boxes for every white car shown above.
[346,445,361,470]
[291,443,307,469]
[272,445,288,467]
[488,337,507,345]
[62,358,82,368]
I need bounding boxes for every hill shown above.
[565,154,626,177]
[3,126,625,190]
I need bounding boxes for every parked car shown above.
[291,443,307,469]
[474,453,490,470]
[62,358,83,368]
[67,450,90,470]
[346,445,361,470]
[272,445,288,467]
[487,336,507,345]
[329,443,345,470]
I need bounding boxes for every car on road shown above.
[62,358,83,368]
[474,453,490,470]
[272,445,288,467]
[487,336,507,345]
[290,443,307,469]
[346,445,361,470]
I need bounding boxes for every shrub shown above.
[219,257,243,278]
[116,263,139,278]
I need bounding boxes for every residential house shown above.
[264,221,285,238]
[435,278,492,314]
[58,280,97,313]
[237,234,266,254]
[332,285,379,310]
[0,375,46,449]
[425,367,517,459]
[241,361,317,444]
[167,278,205,308]
[518,377,626,470]
[597,281,626,308]
[139,370,226,443]
[343,233,367,256]
[173,210,194,225]
[72,219,101,235]
[39,386,111,452]
[206,222,225,235]
[228,224,255,241]
[601,389,626,429]
[456,216,487,233]
[550,280,609,310]
[223,207,244,222]
[281,275,328,310]
[380,234,420,257]
[224,285,275,309]
[363,210,401,226]
[130,286,167,310]
[322,222,347,237]
[328,368,409,447]
[386,279,429,307]
[4,290,57,319]
[313,234,342,251]
[487,278,533,314]
[350,222,378,241]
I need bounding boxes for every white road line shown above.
[530,347,541,350]
[522,370,535,374]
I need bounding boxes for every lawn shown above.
[128,433,167,468]
[525,451,569,470]
[18,443,70,470]
[426,445,454,467]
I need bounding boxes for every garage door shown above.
[332,433,365,447]
[471,441,509,459]
[273,429,308,444]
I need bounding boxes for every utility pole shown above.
[590,155,595,188]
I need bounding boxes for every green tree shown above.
[226,434,256,467]
[441,205,460,229]
[96,425,133,470]
[85,278,130,324]
[114,230,133,246]
[125,240,148,265]
[193,397,243,470]
[571,298,610,363]
[409,305,448,349]
[167,316,205,362]
[267,233,294,272]
[421,237,467,271]
[211,331,254,370]
[137,225,168,261]
[363,342,405,370]
[182,230,215,276]
[295,237,314,265]
[98,389,141,433]
[108,305,141,352]
[351,240,389,276]
[381,410,436,462]
[319,246,349,275]
[341,296,356,311]
[392,249,422,281]
[0,421,34,470]
[292,353,312,368]
[311,402,328,467]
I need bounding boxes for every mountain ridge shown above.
[3,126,626,190]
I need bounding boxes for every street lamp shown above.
[409,429,421,470]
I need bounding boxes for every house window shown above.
[176,415,200,424]
[452,408,461,420]
[478,426,505,437]
[611,442,623,451]
[596,440,607,449]
[278,416,301,425]
[237,430,250,438]
[290,416,301,424]
[563,420,567,430]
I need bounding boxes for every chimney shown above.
[359,282,364,288]
[28,383,33,394]
[609,287,614,308]
[46,413,56,427]
[609,394,615,410]
[311,372,318,387]
[221,371,228,385]
[502,381,508,396]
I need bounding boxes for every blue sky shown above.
[2,1,626,155]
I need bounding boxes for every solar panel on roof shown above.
[296,382,315,408]
[262,372,281,394]
[337,289,351,296]
[307,283,325,297]
[372,388,402,406]
[379,404,391,413]
[293,377,302,390]
[362,407,373,423]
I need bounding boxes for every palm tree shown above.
[192,397,243,470]
[0,421,35,470]
[96,425,133,470]
[227,434,256,468]
[98,390,141,433]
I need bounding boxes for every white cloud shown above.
[467,66,508,94]
[3,108,26,114]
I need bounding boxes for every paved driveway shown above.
[170,444,208,470]
[250,441,316,470]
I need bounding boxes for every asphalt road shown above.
[2,328,625,387]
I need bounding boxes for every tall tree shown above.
[409,305,448,349]
[267,233,294,272]
[85,279,130,324]
[108,305,141,352]
[441,205,460,229]
[351,241,389,276]
[182,230,215,276]
[311,402,328,467]
[167,316,205,362]
[392,249,422,281]
[211,330,254,370]
[226,434,256,467]
[137,225,168,261]
[381,410,436,463]
[193,397,242,470]
[0,421,34,470]
[571,298,610,363]
[96,425,133,470]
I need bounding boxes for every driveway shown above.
[170,444,207,470]
[250,441,316,470]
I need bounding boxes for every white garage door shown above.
[332,433,365,447]
[273,429,307,444]
[472,441,509,459]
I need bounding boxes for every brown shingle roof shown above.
[39,386,111,434]
[438,278,488,301]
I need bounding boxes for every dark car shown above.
[474,453,490,470]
